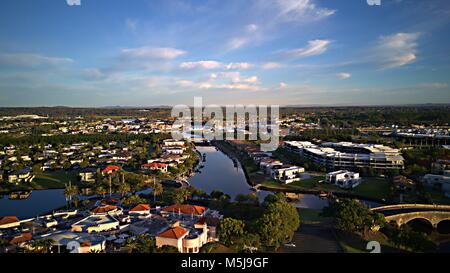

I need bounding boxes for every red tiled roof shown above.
[100,198,119,206]
[81,241,92,247]
[9,232,32,245]
[101,165,121,173]
[157,226,188,239]
[130,204,150,212]
[143,162,168,168]
[161,204,207,216]
[195,217,207,225]
[0,216,19,226]
[91,205,117,214]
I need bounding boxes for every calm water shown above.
[188,146,272,201]
[0,189,67,219]
[0,146,330,219]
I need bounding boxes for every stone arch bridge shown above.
[371,204,450,228]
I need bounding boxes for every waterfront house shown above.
[142,162,169,173]
[79,167,97,183]
[325,170,361,189]
[423,173,450,193]
[8,168,33,183]
[162,139,185,147]
[271,166,305,184]
[0,216,20,229]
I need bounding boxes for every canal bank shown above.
[212,140,386,206]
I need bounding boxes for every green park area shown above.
[260,175,392,202]
[0,171,79,193]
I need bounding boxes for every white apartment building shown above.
[325,170,361,189]
[283,141,404,170]
[271,166,305,184]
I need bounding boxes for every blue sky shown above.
[0,0,449,107]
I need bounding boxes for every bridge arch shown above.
[406,218,434,234]
[437,220,450,234]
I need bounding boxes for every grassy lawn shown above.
[260,175,392,201]
[428,190,450,205]
[31,171,79,189]
[299,208,331,224]
[352,177,391,200]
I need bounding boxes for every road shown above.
[281,224,343,253]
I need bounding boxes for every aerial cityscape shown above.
[1,0,450,262]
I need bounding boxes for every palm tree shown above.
[118,183,131,197]
[95,186,107,198]
[64,182,79,209]
[152,181,164,202]
[28,239,54,253]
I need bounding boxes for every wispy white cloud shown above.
[180,61,252,70]
[283,39,331,58]
[337,72,351,79]
[279,82,288,89]
[0,53,74,67]
[260,0,336,23]
[261,62,284,69]
[121,47,186,59]
[374,32,421,69]
[180,60,222,70]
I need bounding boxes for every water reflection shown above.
[0,189,66,219]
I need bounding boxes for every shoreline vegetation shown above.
[212,140,390,204]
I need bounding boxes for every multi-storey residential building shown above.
[271,165,305,184]
[325,170,361,189]
[283,141,404,170]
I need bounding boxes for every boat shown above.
[318,191,328,199]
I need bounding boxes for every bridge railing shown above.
[372,204,450,212]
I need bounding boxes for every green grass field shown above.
[261,175,392,201]
[31,171,79,189]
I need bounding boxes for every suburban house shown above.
[271,166,305,184]
[162,139,185,147]
[0,216,21,229]
[325,170,361,189]
[79,167,97,183]
[9,232,33,247]
[34,231,106,253]
[101,165,121,175]
[393,175,416,193]
[259,159,283,175]
[160,204,208,217]
[90,205,122,216]
[162,147,185,155]
[155,221,208,253]
[71,214,120,233]
[423,173,450,193]
[129,204,151,216]
[142,162,169,173]
[8,168,33,183]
